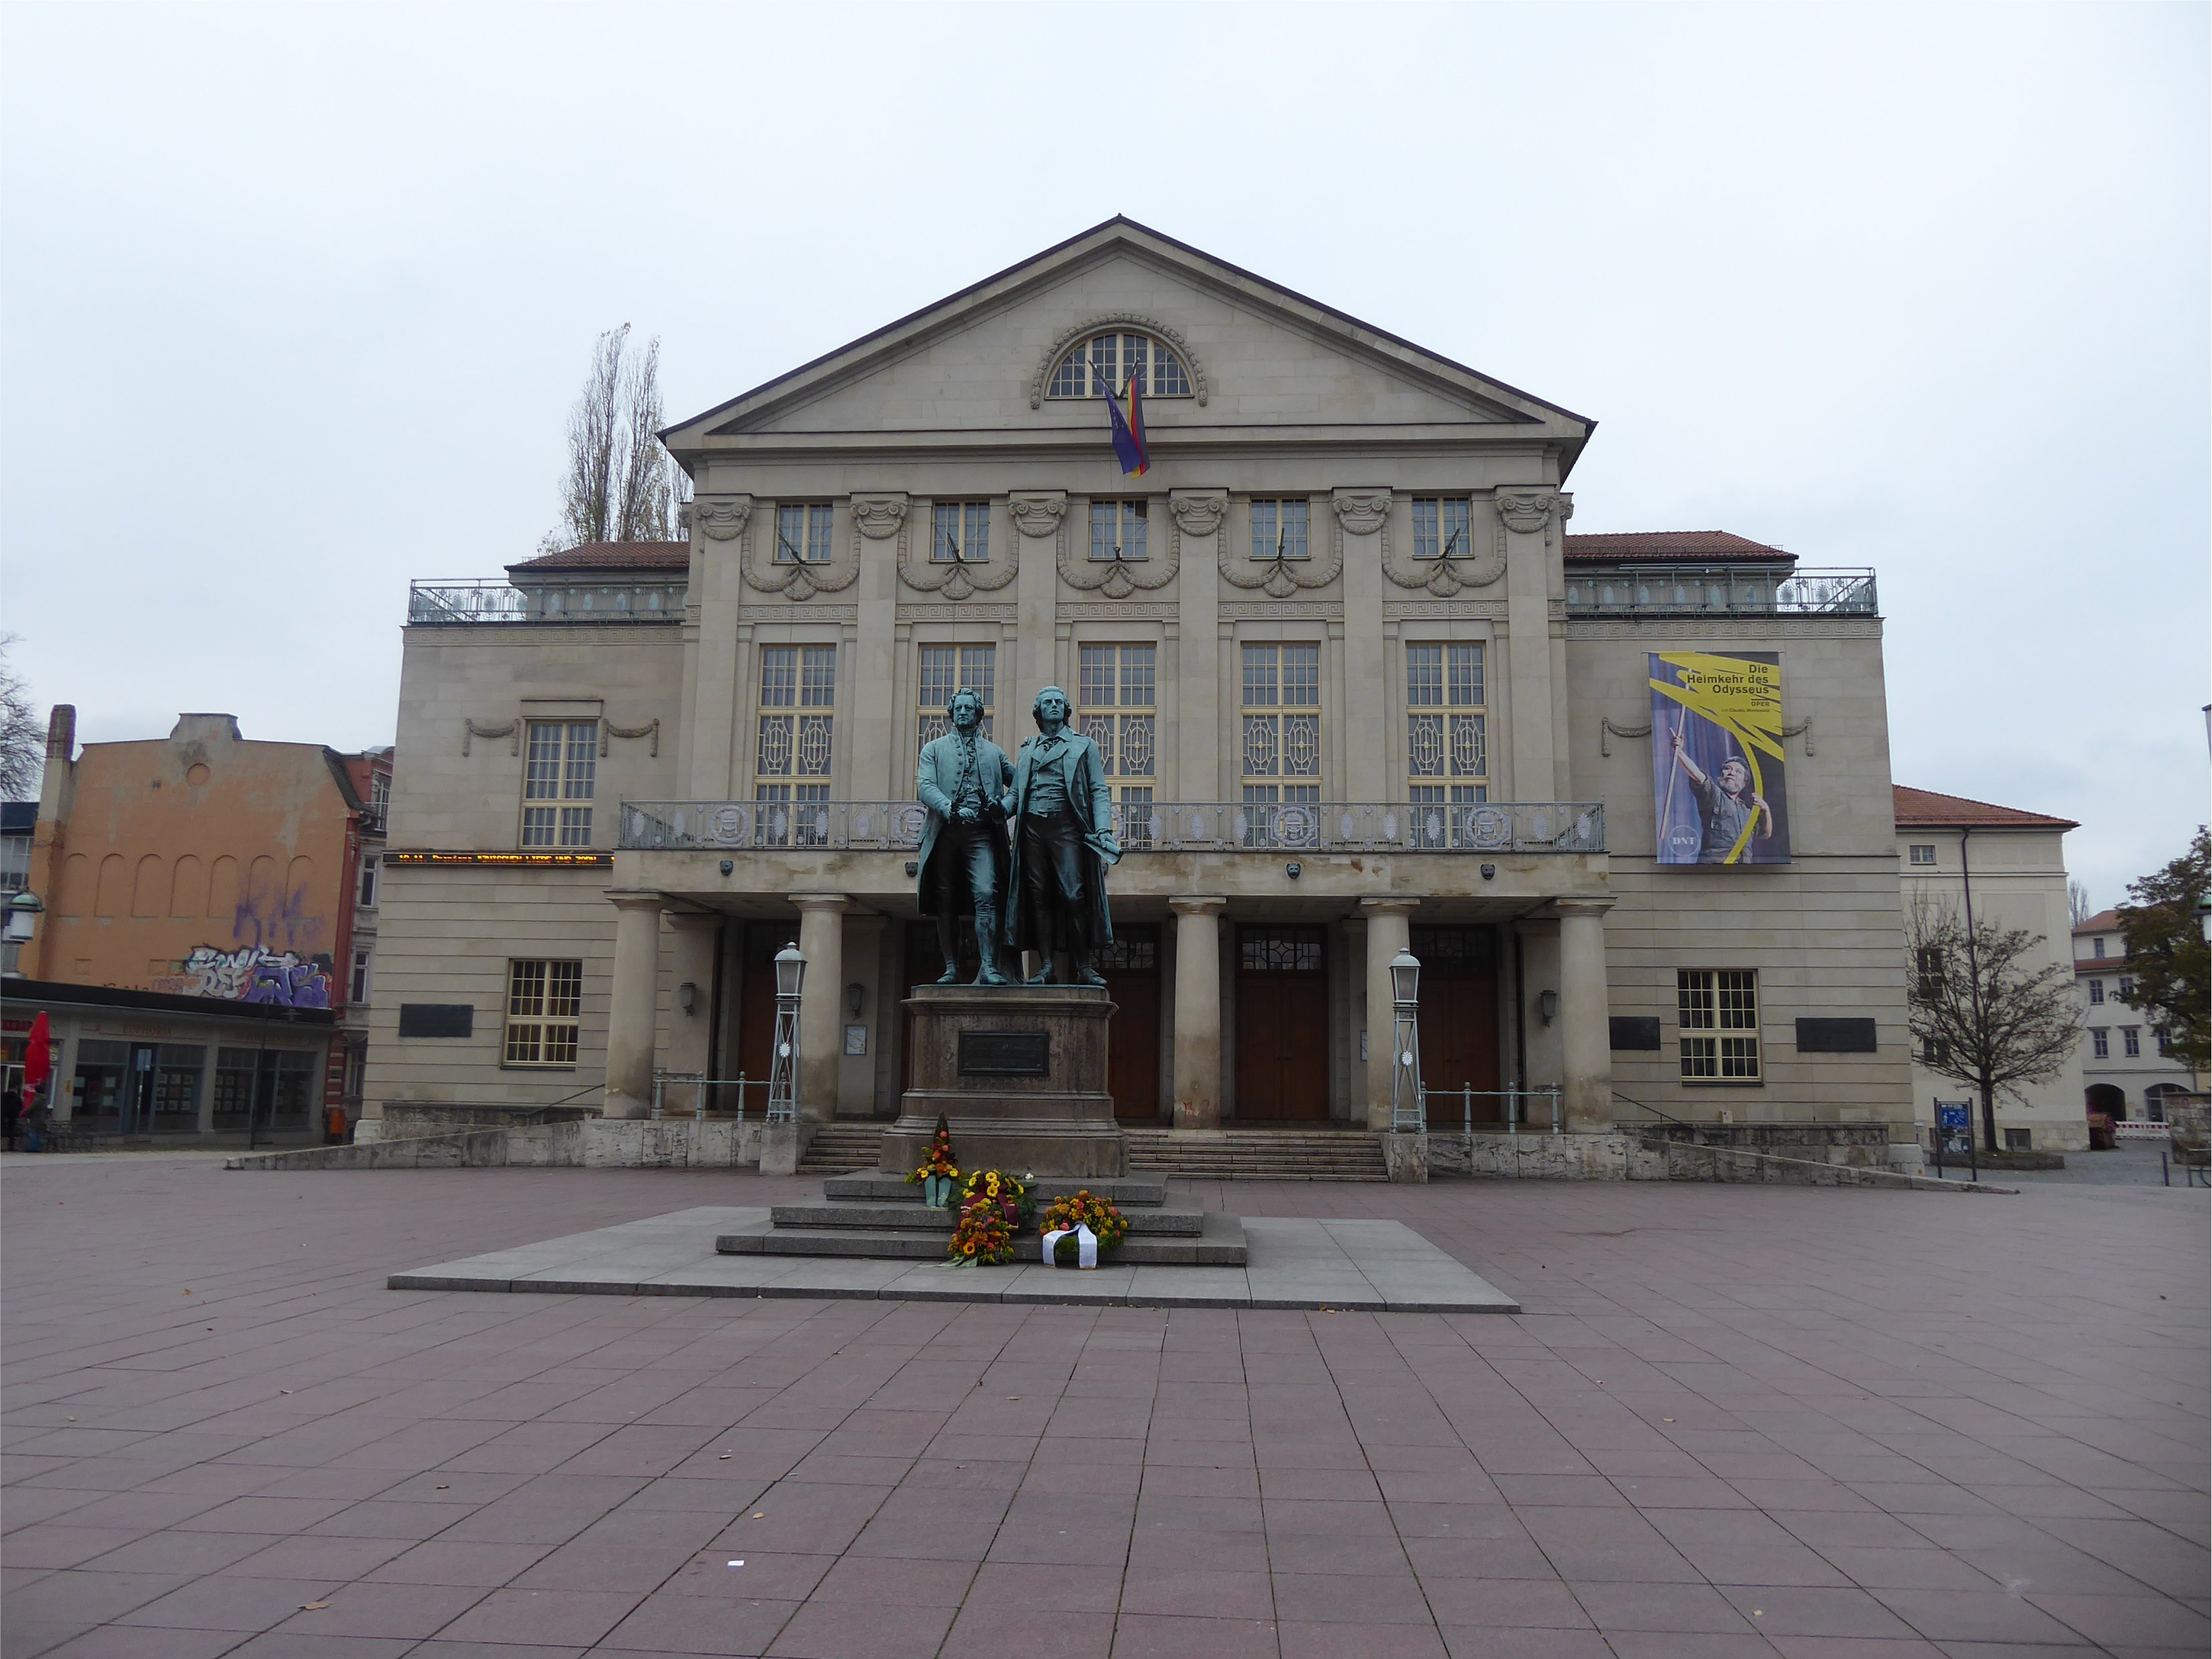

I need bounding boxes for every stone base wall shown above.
[230,1118,769,1172]
[1427,1130,1996,1190]
[1630,1121,1898,1168]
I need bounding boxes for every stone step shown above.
[822,1172,1170,1207]
[717,1210,1246,1266]
[769,1196,1205,1236]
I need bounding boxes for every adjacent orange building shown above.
[9,709,389,1140]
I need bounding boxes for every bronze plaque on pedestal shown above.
[958,1031,1051,1077]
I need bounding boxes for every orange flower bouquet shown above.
[1038,1190,1129,1264]
[906,1115,960,1208]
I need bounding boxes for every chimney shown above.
[45,704,73,762]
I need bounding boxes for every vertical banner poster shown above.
[1649,651,1790,865]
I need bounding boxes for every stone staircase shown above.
[798,1122,886,1173]
[1123,1127,1388,1182]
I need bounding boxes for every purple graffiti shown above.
[244,957,332,1009]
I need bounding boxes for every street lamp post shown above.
[766,943,806,1125]
[1388,947,1424,1132]
[3,890,44,973]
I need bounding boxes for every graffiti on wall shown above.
[152,945,333,1008]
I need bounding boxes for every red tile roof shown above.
[1563,531,1794,564]
[1893,786,2078,832]
[509,541,689,573]
[2074,910,2123,935]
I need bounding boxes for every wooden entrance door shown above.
[1412,925,1502,1122]
[1235,925,1330,1121]
[1099,925,1161,1121]
[734,925,790,1093]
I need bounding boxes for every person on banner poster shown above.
[1648,650,1791,865]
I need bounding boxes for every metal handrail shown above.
[1423,1085,1563,1138]
[1611,1088,1692,1130]
[620,799,1605,855]
[650,1071,771,1121]
[1564,564,1877,618]
[408,579,685,624]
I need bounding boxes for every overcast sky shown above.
[3,3,2204,907]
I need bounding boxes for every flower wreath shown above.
[946,1170,1033,1267]
[906,1116,960,1184]
[1038,1189,1129,1254]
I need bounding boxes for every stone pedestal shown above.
[881,985,1126,1178]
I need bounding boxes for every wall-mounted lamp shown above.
[677,981,698,1015]
[3,889,45,946]
[846,981,865,1020]
[1537,989,1559,1025]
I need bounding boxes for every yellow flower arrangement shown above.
[1039,1190,1129,1255]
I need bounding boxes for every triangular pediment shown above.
[661,219,1592,464]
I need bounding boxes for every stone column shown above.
[664,913,720,1087]
[793,895,849,1122]
[1557,897,1615,1132]
[1169,897,1227,1128]
[1360,898,1416,1130]
[603,893,665,1120]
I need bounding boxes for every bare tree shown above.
[1906,898,2083,1152]
[2068,879,2092,928]
[0,635,42,800]
[543,325,688,551]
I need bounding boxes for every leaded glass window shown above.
[1240,645,1322,821]
[1405,644,1487,825]
[757,646,835,811]
[1077,645,1156,837]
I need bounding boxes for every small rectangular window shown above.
[1916,946,1944,1000]
[2158,1029,2175,1057]
[1908,844,1936,866]
[930,501,991,563]
[2118,976,2135,999]
[521,721,595,847]
[2093,938,2106,958]
[2088,979,2104,1005]
[350,948,372,1004]
[1678,970,1761,1082]
[357,855,378,909]
[2090,1027,2109,1059]
[369,770,390,818]
[505,959,583,1067]
[2003,1128,2032,1151]
[2122,1026,2140,1057]
[1411,497,1474,559]
[1251,499,1310,561]
[775,503,834,563]
[1088,499,1149,561]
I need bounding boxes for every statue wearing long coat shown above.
[914,730,1013,916]
[1002,728,1119,957]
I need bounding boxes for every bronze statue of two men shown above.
[915,686,1121,987]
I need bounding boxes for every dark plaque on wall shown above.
[1795,1017,1878,1053]
[1609,1016,1663,1051]
[958,1031,1051,1077]
[397,1003,475,1039]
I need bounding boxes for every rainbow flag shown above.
[1096,365,1149,477]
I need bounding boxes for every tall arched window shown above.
[1047,331,1193,399]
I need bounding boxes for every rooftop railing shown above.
[407,578,687,624]
[1564,564,1877,618]
[620,799,1604,855]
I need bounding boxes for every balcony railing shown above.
[620,800,1604,855]
[407,579,687,624]
[1565,565,1876,618]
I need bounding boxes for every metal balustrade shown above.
[1425,1085,1565,1138]
[408,579,687,624]
[620,799,1605,854]
[1564,564,1877,618]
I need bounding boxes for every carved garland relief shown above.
[726,493,863,602]
[1053,490,1181,600]
[1220,495,1342,599]
[897,497,1018,602]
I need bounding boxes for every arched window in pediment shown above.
[1047,330,1193,399]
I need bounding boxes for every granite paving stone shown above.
[3,1156,2201,1658]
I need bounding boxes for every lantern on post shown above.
[1388,947,1424,1132]
[766,942,806,1124]
[3,889,44,950]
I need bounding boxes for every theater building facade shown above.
[362,220,1914,1158]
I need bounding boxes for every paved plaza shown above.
[2,1157,2205,1658]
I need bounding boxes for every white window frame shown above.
[504,959,583,1068]
[2122,1026,2141,1057]
[1678,969,1761,1082]
[1045,331,1193,400]
[2088,979,2104,1005]
[350,947,372,1005]
[1908,844,1936,866]
[1088,499,1149,562]
[1240,644,1322,810]
[1411,497,1476,560]
[2090,1027,2109,1059]
[1250,498,1310,561]
[774,503,834,564]
[930,501,991,564]
[357,854,378,909]
[521,720,596,848]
